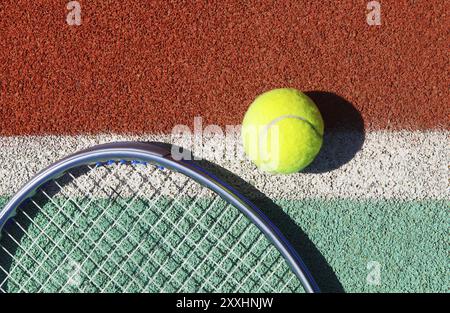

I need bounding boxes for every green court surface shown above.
[275,198,448,292]
[0,197,447,293]
[0,196,302,293]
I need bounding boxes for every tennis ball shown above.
[241,88,324,174]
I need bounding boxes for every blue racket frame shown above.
[0,142,320,293]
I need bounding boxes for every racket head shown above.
[0,142,319,293]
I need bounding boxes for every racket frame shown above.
[0,142,320,293]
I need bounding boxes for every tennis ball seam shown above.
[257,114,322,169]
[261,114,322,139]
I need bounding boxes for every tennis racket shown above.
[0,142,319,293]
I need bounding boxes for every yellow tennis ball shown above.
[242,88,324,174]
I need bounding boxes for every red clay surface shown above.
[0,1,448,135]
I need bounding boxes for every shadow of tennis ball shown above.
[303,91,365,173]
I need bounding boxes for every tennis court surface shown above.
[0,1,448,292]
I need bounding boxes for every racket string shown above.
[102,165,249,292]
[98,164,215,291]
[94,163,295,292]
[0,162,302,293]
[123,166,291,292]
[7,166,152,292]
[137,189,290,291]
[61,165,179,292]
[3,194,105,292]
[42,174,146,291]
[23,189,135,291]
[75,162,221,292]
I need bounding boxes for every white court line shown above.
[0,130,448,200]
